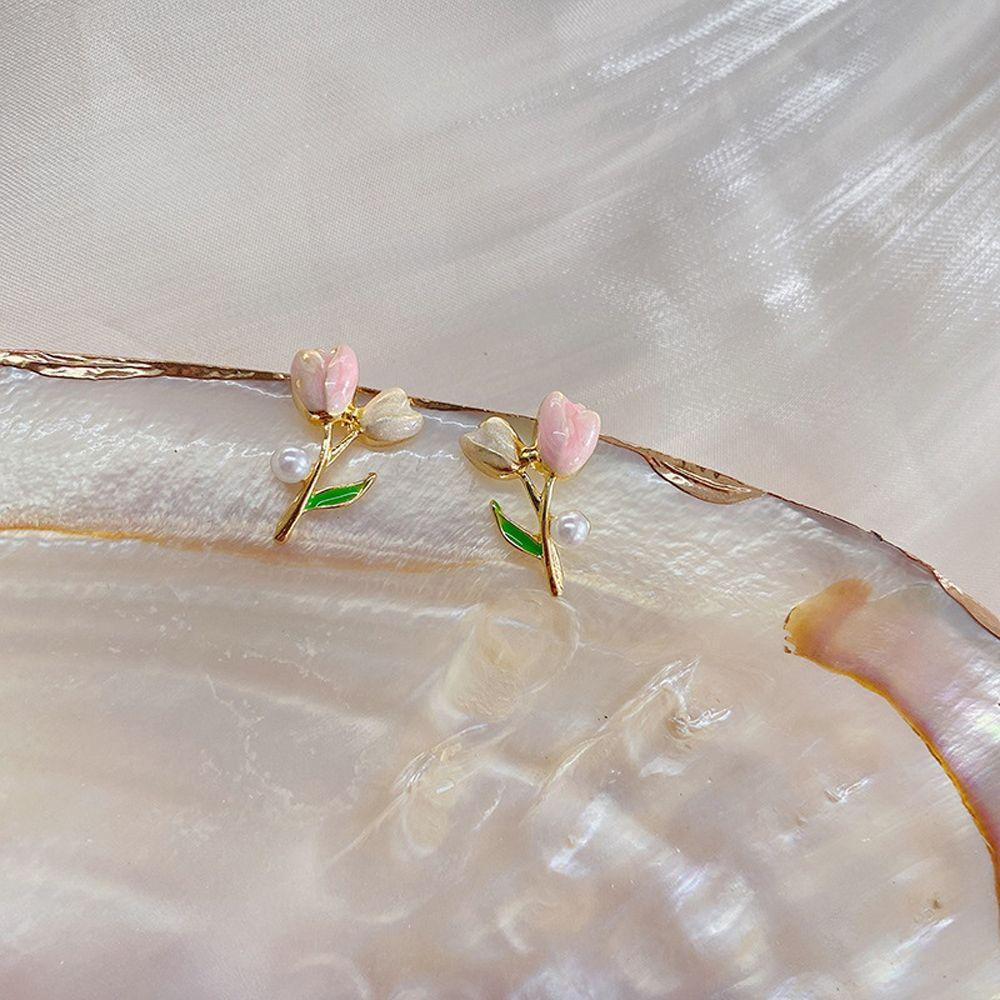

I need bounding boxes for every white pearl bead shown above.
[553,510,590,547]
[270,444,315,484]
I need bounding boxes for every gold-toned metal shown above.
[0,349,287,382]
[538,473,564,597]
[512,465,563,596]
[0,349,763,505]
[516,469,541,509]
[274,421,364,543]
[625,444,762,505]
[274,350,423,543]
[3,348,998,637]
[463,416,570,597]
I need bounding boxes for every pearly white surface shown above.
[0,369,997,998]
[1,0,999,613]
[270,444,314,484]
[552,510,590,547]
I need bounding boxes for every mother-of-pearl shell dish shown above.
[0,356,997,999]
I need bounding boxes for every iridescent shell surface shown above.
[0,363,997,998]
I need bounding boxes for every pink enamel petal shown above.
[536,390,601,478]
[569,407,601,474]
[323,345,359,417]
[290,349,329,415]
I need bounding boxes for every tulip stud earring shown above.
[272,346,423,543]
[461,391,600,597]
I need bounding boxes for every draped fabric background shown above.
[2,1,998,609]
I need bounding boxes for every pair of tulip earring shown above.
[270,346,600,597]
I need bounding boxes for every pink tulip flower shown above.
[290,346,359,418]
[536,390,601,478]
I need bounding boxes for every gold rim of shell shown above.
[0,347,996,642]
[1,346,997,900]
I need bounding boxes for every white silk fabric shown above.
[2,0,998,609]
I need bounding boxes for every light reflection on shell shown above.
[0,362,997,998]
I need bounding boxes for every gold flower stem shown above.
[516,468,563,596]
[517,469,542,513]
[539,473,564,597]
[274,421,359,543]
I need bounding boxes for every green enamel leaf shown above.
[306,474,376,511]
[491,500,542,559]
